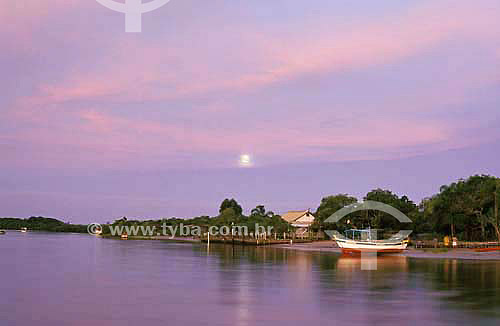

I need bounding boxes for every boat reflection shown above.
[336,254,408,273]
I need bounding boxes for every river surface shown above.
[1,232,500,325]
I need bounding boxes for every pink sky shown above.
[1,0,500,222]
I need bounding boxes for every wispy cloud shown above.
[24,0,500,104]
[3,0,500,220]
[3,0,500,170]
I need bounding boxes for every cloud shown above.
[2,105,454,170]
[19,0,499,104]
[1,0,86,51]
[3,0,500,170]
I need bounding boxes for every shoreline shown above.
[10,231,500,261]
[103,236,500,260]
[272,241,500,261]
[120,236,500,261]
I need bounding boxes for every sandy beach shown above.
[274,241,500,260]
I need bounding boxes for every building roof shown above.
[281,210,315,224]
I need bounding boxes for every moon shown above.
[239,154,252,167]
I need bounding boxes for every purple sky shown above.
[2,0,500,223]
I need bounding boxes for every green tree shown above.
[494,179,500,241]
[219,198,243,216]
[423,175,499,241]
[0,217,88,233]
[364,189,417,230]
[219,208,239,225]
[315,194,358,231]
[251,205,266,216]
[250,205,274,218]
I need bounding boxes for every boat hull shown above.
[335,238,408,255]
[340,248,405,254]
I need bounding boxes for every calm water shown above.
[1,232,500,326]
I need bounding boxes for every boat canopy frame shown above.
[344,228,380,241]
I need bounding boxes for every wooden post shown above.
[450,216,454,242]
[496,179,499,242]
[231,223,234,246]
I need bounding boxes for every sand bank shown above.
[273,241,500,260]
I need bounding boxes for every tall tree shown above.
[485,178,500,242]
[425,175,499,241]
[315,194,358,226]
[218,207,238,225]
[250,205,275,218]
[251,205,266,216]
[364,189,418,229]
[219,198,243,216]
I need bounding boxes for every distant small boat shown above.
[121,233,128,240]
[20,227,28,233]
[0,230,5,235]
[333,228,410,254]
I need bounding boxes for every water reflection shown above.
[1,233,499,326]
[204,244,500,325]
[409,258,500,317]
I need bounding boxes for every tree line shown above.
[105,199,290,236]
[0,217,88,233]
[313,175,500,242]
[1,175,498,241]
[84,174,500,241]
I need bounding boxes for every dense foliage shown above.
[421,175,500,241]
[2,175,499,241]
[313,175,500,242]
[0,217,88,233]
[99,201,290,237]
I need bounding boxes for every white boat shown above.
[20,227,28,233]
[333,229,410,254]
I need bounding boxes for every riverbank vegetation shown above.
[1,175,498,242]
[0,217,88,233]
[101,201,290,237]
[313,175,500,242]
